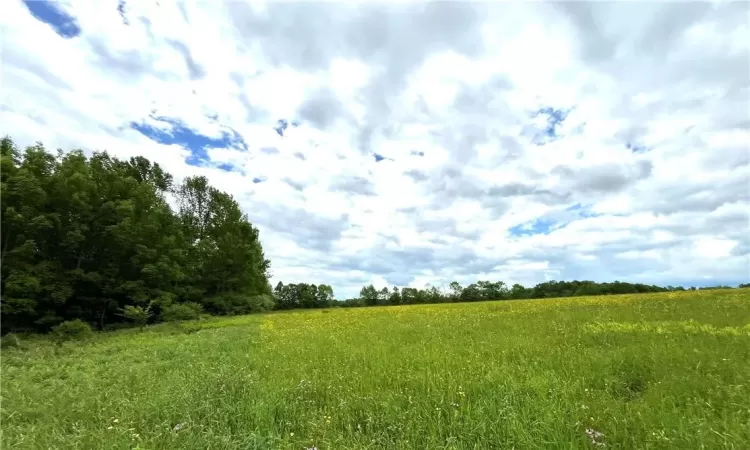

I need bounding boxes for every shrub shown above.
[204,293,275,316]
[51,319,94,342]
[250,294,275,312]
[160,302,203,322]
[102,322,137,332]
[118,305,153,329]
[178,321,203,334]
[0,333,24,349]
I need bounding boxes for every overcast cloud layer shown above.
[2,0,749,298]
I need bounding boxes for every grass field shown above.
[2,290,749,449]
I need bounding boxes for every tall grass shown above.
[2,289,749,449]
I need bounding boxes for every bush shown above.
[204,293,275,316]
[0,333,24,349]
[177,321,203,334]
[51,319,94,342]
[118,305,152,329]
[250,294,275,312]
[160,302,203,322]
[102,322,137,332]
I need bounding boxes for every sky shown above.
[2,0,749,298]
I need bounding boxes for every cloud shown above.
[329,175,376,197]
[252,202,349,253]
[297,87,346,130]
[2,1,748,298]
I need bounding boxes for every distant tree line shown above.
[331,280,747,308]
[273,282,334,309]
[2,137,747,334]
[272,280,748,310]
[1,137,272,333]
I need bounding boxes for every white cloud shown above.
[693,238,738,260]
[2,1,748,298]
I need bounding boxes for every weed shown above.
[50,319,93,342]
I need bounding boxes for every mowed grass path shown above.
[2,290,749,449]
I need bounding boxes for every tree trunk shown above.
[99,307,106,330]
[2,228,11,262]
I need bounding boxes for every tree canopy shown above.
[1,137,271,332]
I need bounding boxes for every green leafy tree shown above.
[0,137,272,333]
[448,281,463,301]
[118,304,153,329]
[359,284,379,306]
[389,287,402,305]
[316,284,334,308]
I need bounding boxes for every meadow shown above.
[2,289,749,449]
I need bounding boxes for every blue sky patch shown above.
[274,119,299,137]
[509,218,560,236]
[130,115,246,169]
[274,119,288,137]
[373,153,395,162]
[526,106,572,145]
[252,176,267,184]
[626,142,649,153]
[117,0,128,25]
[566,203,600,218]
[24,0,81,38]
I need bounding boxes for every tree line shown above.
[1,137,272,332]
[336,280,746,308]
[273,282,334,309]
[226,279,747,312]
[1,137,747,333]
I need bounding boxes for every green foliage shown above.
[0,137,272,333]
[2,290,749,448]
[0,333,24,349]
[50,319,93,342]
[273,282,332,310]
[250,294,276,312]
[338,279,742,308]
[204,293,275,316]
[102,322,137,332]
[118,304,152,328]
[174,320,206,334]
[359,284,379,306]
[160,302,203,322]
